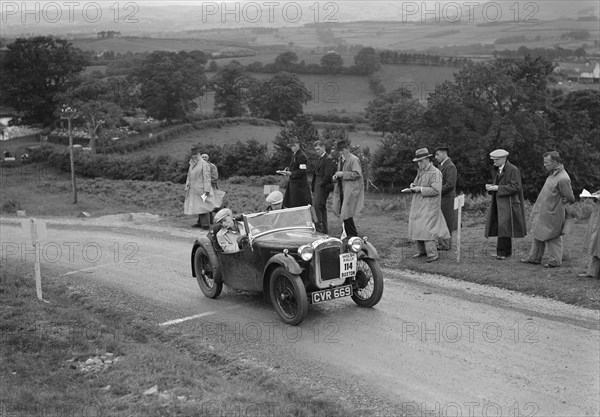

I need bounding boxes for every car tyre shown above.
[194,245,223,298]
[351,258,383,307]
[269,266,308,326]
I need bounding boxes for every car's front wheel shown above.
[351,258,383,307]
[269,267,308,325]
[194,245,223,298]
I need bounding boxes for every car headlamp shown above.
[348,236,363,253]
[298,245,314,261]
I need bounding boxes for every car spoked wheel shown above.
[194,246,222,298]
[270,266,308,325]
[351,258,383,307]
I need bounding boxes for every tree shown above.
[248,72,311,122]
[132,51,206,122]
[365,88,425,134]
[271,115,319,169]
[210,61,257,117]
[320,52,344,73]
[56,75,124,153]
[354,47,380,75]
[421,56,558,198]
[2,36,88,124]
[274,51,298,70]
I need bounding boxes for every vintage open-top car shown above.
[191,205,383,325]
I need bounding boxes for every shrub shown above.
[2,199,22,213]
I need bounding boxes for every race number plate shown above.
[340,252,357,279]
[311,285,353,304]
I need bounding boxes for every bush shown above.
[2,199,22,213]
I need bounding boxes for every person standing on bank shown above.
[311,140,336,234]
[484,149,527,260]
[332,139,364,238]
[282,137,312,208]
[184,149,215,229]
[580,190,600,278]
[433,144,457,251]
[201,153,219,190]
[521,151,575,268]
[408,148,451,263]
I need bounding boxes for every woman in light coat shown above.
[184,151,222,228]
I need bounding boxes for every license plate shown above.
[311,285,353,304]
[340,253,357,279]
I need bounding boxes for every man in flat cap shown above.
[484,149,527,260]
[521,151,575,268]
[332,139,364,237]
[408,148,451,262]
[214,208,246,254]
[434,144,458,251]
[311,140,336,233]
[265,190,284,211]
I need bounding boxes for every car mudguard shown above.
[264,253,302,276]
[358,240,379,260]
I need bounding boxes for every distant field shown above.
[70,17,598,58]
[125,122,384,160]
[134,124,281,159]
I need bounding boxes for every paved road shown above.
[1,219,598,416]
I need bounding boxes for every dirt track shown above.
[1,217,598,416]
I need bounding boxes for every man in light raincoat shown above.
[184,149,225,228]
[521,151,575,268]
[332,139,364,238]
[408,148,450,263]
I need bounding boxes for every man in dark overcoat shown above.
[311,140,336,233]
[434,144,457,250]
[484,149,527,260]
[282,137,312,208]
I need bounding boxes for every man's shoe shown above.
[520,258,541,264]
[544,264,559,268]
[412,253,427,258]
[577,272,592,277]
[191,223,202,228]
[426,255,439,263]
[496,255,506,260]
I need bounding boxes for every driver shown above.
[214,208,246,253]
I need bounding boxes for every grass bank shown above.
[0,262,362,416]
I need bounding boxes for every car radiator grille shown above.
[318,247,340,281]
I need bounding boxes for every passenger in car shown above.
[214,208,247,254]
[265,190,284,211]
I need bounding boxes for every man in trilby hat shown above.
[408,148,450,263]
[484,149,527,260]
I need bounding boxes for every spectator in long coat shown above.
[282,137,312,208]
[311,140,336,234]
[521,151,575,267]
[201,153,219,189]
[332,139,364,238]
[184,150,224,228]
[579,190,600,278]
[433,144,457,251]
[408,148,451,263]
[484,149,527,260]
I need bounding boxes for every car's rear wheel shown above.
[194,245,223,298]
[269,267,308,325]
[351,258,383,307]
